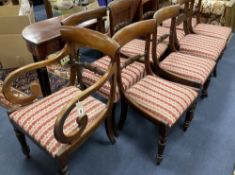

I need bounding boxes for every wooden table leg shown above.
[43,0,53,18]
[33,56,51,96]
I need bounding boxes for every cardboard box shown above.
[0,34,33,68]
[0,5,34,68]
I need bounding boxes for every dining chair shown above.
[2,26,118,175]
[113,12,199,164]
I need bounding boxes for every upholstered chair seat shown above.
[163,17,232,41]
[193,23,232,40]
[120,39,168,60]
[163,11,232,41]
[125,75,198,126]
[152,0,219,97]
[158,26,186,41]
[179,34,226,61]
[9,86,106,157]
[82,56,145,102]
[162,17,197,30]
[160,52,216,84]
[120,26,186,59]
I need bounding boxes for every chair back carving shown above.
[108,0,141,36]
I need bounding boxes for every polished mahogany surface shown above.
[22,16,98,59]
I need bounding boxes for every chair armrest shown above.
[54,62,116,144]
[2,45,69,106]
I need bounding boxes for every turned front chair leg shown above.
[156,124,169,165]
[105,112,116,144]
[13,126,30,159]
[118,98,128,130]
[213,65,217,77]
[183,103,196,132]
[56,157,69,175]
[111,103,119,137]
[201,78,211,98]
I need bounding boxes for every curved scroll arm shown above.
[53,62,116,144]
[2,45,69,106]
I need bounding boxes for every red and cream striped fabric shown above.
[157,26,185,41]
[120,39,168,61]
[179,34,226,61]
[194,24,232,41]
[82,56,145,102]
[9,86,106,157]
[126,75,198,127]
[175,29,185,41]
[160,52,216,84]
[162,18,197,30]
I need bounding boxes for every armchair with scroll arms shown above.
[2,26,119,175]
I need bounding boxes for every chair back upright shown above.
[152,5,181,66]
[176,0,197,34]
[188,0,199,33]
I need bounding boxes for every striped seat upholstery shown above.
[194,24,232,41]
[120,39,168,60]
[163,17,231,41]
[162,18,197,30]
[179,34,226,61]
[126,75,198,127]
[9,86,106,157]
[160,52,216,84]
[157,26,185,41]
[82,56,145,102]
